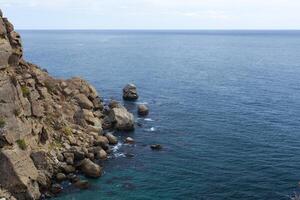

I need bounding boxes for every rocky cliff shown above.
[0,9,135,199]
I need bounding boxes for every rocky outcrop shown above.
[0,9,136,199]
[0,149,40,199]
[122,84,138,100]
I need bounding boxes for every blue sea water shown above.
[19,30,300,200]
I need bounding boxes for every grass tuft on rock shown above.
[0,117,5,128]
[16,139,27,150]
[63,126,72,136]
[21,86,30,97]
[45,80,56,94]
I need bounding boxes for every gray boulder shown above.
[123,83,138,100]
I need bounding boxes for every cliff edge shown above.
[0,9,134,199]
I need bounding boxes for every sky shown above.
[1,0,300,30]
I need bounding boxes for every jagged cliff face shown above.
[0,11,22,68]
[0,10,134,200]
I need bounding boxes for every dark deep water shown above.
[19,30,300,200]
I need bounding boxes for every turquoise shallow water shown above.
[20,30,300,200]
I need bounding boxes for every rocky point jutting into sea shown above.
[0,10,146,200]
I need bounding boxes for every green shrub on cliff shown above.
[16,139,27,150]
[0,117,5,128]
[45,80,56,94]
[63,126,72,136]
[21,85,30,97]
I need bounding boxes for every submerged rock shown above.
[50,184,63,194]
[137,104,149,116]
[150,144,162,150]
[73,180,90,189]
[123,84,138,100]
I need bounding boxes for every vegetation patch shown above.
[21,85,30,97]
[0,117,5,128]
[45,80,56,94]
[63,126,73,136]
[49,138,63,150]
[16,139,27,150]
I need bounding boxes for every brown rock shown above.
[3,18,14,33]
[0,149,41,199]
[61,164,76,174]
[56,173,66,182]
[109,105,134,131]
[125,137,135,144]
[105,133,118,145]
[75,93,94,109]
[79,159,102,178]
[73,180,90,189]
[95,148,107,160]
[138,104,149,116]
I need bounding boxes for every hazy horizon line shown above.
[17,29,300,31]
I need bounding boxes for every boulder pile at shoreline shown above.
[0,9,139,199]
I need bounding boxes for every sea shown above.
[19,30,300,200]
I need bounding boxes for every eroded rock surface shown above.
[0,9,136,199]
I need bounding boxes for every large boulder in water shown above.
[123,84,138,100]
[109,104,134,131]
[78,158,102,178]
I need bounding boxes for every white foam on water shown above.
[144,118,154,122]
[137,102,148,105]
[112,142,122,152]
[145,127,156,132]
[114,152,126,158]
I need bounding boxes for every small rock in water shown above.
[56,173,66,182]
[105,133,118,145]
[125,153,135,158]
[50,183,63,194]
[137,104,149,116]
[67,173,79,183]
[123,83,138,100]
[125,137,135,144]
[150,144,162,150]
[73,180,90,189]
